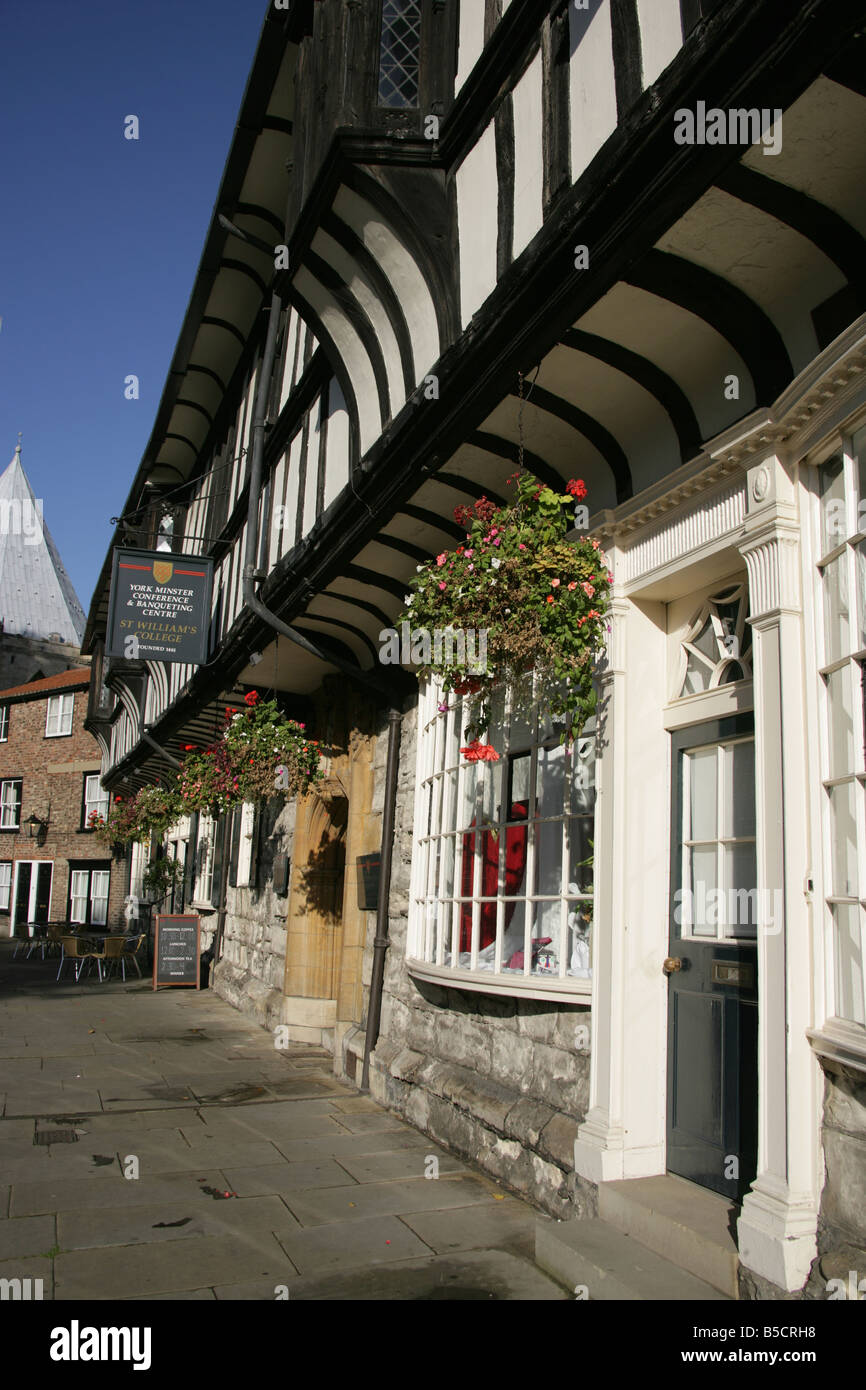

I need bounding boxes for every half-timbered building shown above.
[84,0,866,1298]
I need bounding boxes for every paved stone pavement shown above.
[0,941,567,1301]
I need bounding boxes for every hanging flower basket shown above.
[89,785,183,847]
[175,691,322,814]
[404,471,612,752]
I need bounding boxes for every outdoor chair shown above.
[100,935,126,980]
[119,933,146,980]
[56,935,100,982]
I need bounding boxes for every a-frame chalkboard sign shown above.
[153,914,201,990]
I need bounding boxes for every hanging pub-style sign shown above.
[106,548,214,665]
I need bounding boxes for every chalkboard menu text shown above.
[153,915,201,990]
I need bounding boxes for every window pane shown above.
[568,815,594,892]
[826,664,855,779]
[722,740,755,839]
[820,452,846,553]
[823,555,851,665]
[571,734,596,815]
[537,740,566,818]
[828,782,858,898]
[535,817,563,897]
[532,899,561,974]
[833,903,865,1025]
[852,424,866,526]
[723,843,758,939]
[689,846,718,936]
[856,541,866,650]
[688,749,717,842]
[378,0,422,109]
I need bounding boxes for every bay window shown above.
[817,427,866,1027]
[409,677,596,996]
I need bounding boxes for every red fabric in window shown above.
[459,802,528,952]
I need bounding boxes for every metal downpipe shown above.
[361,705,402,1091]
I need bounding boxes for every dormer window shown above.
[378,0,422,108]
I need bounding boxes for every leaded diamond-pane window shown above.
[378,0,422,109]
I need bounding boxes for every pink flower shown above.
[567,582,577,591]
[607,570,613,584]
[551,578,560,588]
[582,582,595,598]
[493,537,501,546]
[591,539,599,550]
[464,549,473,558]
[439,581,447,590]
[518,544,526,551]
[436,553,447,567]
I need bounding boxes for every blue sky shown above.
[0,0,266,614]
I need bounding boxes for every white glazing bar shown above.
[560,742,571,979]
[452,695,468,969]
[437,704,458,966]
[494,685,513,976]
[524,699,539,976]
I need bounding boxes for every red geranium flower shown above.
[566,479,587,499]
[244,691,259,706]
[461,739,500,763]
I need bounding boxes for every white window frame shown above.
[83,774,109,829]
[814,429,866,1029]
[0,861,11,910]
[193,814,216,905]
[45,693,74,737]
[236,802,256,889]
[0,780,22,830]
[407,676,596,1003]
[69,866,110,925]
[679,736,757,941]
[0,705,9,742]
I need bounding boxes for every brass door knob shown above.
[663,956,683,974]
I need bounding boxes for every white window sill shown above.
[807,1018,866,1076]
[407,957,592,1004]
[189,900,216,913]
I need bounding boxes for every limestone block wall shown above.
[214,797,296,1033]
[344,699,593,1219]
[804,1064,866,1298]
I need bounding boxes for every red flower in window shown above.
[460,739,500,763]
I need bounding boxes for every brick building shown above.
[0,668,126,936]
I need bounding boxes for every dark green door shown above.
[667,715,758,1201]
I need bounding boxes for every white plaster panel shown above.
[268,456,286,569]
[512,50,544,258]
[577,282,756,440]
[323,378,349,512]
[294,266,381,455]
[456,0,486,92]
[657,190,845,376]
[279,310,299,411]
[302,405,321,538]
[334,187,439,381]
[312,229,405,415]
[569,0,618,182]
[282,430,303,555]
[743,79,866,238]
[637,0,682,88]
[456,121,499,327]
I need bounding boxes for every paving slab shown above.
[273,1249,570,1300]
[220,1159,361,1197]
[0,1214,56,1260]
[55,1231,300,1299]
[268,1130,432,1162]
[334,1148,468,1184]
[275,1213,431,1276]
[58,1194,302,1251]
[10,1169,233,1216]
[282,1175,500,1227]
[399,1199,538,1258]
[213,1277,300,1299]
[0,1254,54,1299]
